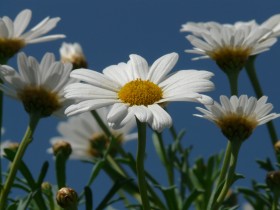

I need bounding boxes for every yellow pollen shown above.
[0,38,25,60]
[209,46,252,71]
[216,114,258,141]
[17,86,61,117]
[118,79,163,106]
[88,133,123,158]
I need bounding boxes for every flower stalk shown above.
[0,113,40,209]
[136,119,151,210]
[245,56,279,157]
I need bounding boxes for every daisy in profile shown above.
[0,52,77,118]
[48,108,137,161]
[0,9,65,60]
[60,42,87,70]
[180,20,277,71]
[194,95,280,141]
[64,52,215,132]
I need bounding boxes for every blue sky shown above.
[1,0,280,208]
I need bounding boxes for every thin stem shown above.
[245,56,278,156]
[136,119,151,210]
[216,142,232,188]
[0,113,40,210]
[214,141,242,209]
[272,192,279,210]
[226,71,239,96]
[155,132,174,186]
[207,142,232,210]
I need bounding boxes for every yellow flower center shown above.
[88,133,123,158]
[216,114,258,141]
[118,79,163,106]
[17,86,61,117]
[209,46,252,71]
[0,38,25,61]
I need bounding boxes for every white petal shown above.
[148,104,172,132]
[147,53,178,84]
[14,9,32,37]
[129,54,149,79]
[107,103,129,123]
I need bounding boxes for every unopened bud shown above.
[56,187,78,209]
[52,140,72,158]
[41,182,52,194]
[274,141,280,153]
[266,171,280,193]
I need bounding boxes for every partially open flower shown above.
[60,42,87,70]
[0,52,78,118]
[0,9,65,61]
[48,108,137,161]
[194,95,280,141]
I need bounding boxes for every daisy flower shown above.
[64,52,215,132]
[181,20,277,71]
[0,52,77,117]
[0,9,65,60]
[60,42,87,69]
[48,108,137,161]
[194,95,280,141]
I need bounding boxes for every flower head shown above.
[56,187,78,209]
[0,9,65,60]
[48,108,137,161]
[60,42,87,69]
[0,52,77,117]
[181,20,277,71]
[64,53,214,132]
[194,95,280,141]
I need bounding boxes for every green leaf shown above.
[152,132,167,165]
[16,192,36,210]
[96,178,130,210]
[155,185,180,210]
[85,186,93,210]
[256,158,275,171]
[37,161,49,185]
[182,188,204,210]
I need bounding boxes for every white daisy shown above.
[48,108,137,161]
[64,52,215,132]
[0,9,65,59]
[260,14,280,39]
[194,95,280,141]
[0,52,77,117]
[181,20,277,70]
[60,42,87,69]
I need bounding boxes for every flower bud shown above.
[56,187,78,209]
[52,140,72,158]
[41,182,52,194]
[274,141,280,153]
[266,171,280,193]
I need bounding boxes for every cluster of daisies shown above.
[0,9,280,160]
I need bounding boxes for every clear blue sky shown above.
[1,0,280,208]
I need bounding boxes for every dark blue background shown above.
[1,0,280,209]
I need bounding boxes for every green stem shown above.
[214,140,242,209]
[136,119,151,210]
[216,142,232,188]
[207,143,232,210]
[0,113,40,210]
[245,56,278,155]
[272,192,279,210]
[226,71,239,96]
[55,152,68,189]
[155,132,174,186]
